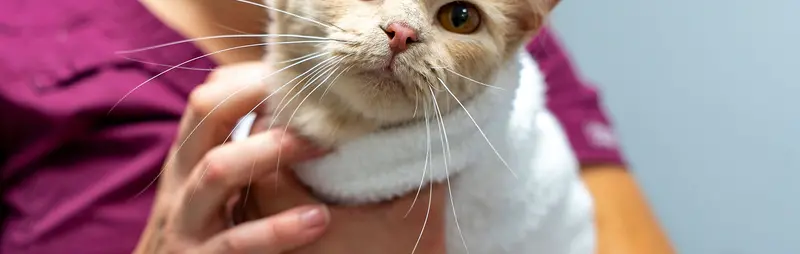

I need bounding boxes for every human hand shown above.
[132,62,331,254]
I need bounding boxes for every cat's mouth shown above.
[384,55,399,71]
[353,59,410,82]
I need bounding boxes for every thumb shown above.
[201,205,330,254]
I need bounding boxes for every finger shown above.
[200,205,330,254]
[177,129,327,233]
[170,62,273,178]
[248,169,321,216]
[250,113,273,135]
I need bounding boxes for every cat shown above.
[240,0,596,253]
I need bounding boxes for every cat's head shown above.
[267,0,557,129]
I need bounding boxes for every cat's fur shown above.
[256,0,596,253]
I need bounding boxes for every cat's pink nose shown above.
[384,23,418,54]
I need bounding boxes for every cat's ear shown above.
[538,0,561,13]
[517,0,560,32]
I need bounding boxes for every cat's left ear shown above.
[517,0,560,32]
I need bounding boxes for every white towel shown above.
[237,50,596,254]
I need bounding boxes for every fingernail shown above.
[299,206,329,229]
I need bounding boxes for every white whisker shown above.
[278,56,348,129]
[121,50,323,72]
[241,160,256,212]
[437,77,517,179]
[194,53,338,200]
[269,56,343,129]
[277,51,326,65]
[182,52,330,161]
[319,64,355,100]
[233,0,344,31]
[215,51,331,148]
[410,162,433,254]
[412,88,420,118]
[109,40,332,115]
[213,22,251,35]
[312,64,344,101]
[432,66,505,91]
[118,55,215,71]
[115,34,331,54]
[262,55,343,192]
[405,103,432,218]
[274,56,349,188]
[429,85,470,254]
[136,52,330,199]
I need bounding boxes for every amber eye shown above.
[437,2,482,34]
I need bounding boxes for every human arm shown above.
[581,164,675,254]
[139,0,268,65]
[529,26,676,254]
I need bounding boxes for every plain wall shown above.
[548,0,800,253]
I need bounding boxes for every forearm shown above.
[140,0,268,65]
[581,164,675,254]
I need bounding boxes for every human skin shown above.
[582,164,676,254]
[139,0,676,253]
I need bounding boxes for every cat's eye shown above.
[437,2,482,34]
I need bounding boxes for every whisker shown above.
[212,52,331,151]
[412,88,420,118]
[273,56,349,191]
[240,160,256,213]
[213,22,251,35]
[109,40,332,115]
[120,50,324,72]
[276,51,327,65]
[437,77,517,179]
[319,64,355,101]
[210,54,339,195]
[432,66,505,91]
[312,64,343,100]
[257,55,342,192]
[118,55,215,71]
[179,52,330,160]
[269,55,343,130]
[410,161,433,254]
[429,85,470,254]
[136,52,329,199]
[430,86,453,162]
[405,103,432,218]
[190,53,336,202]
[277,56,348,131]
[115,34,332,54]
[232,0,345,31]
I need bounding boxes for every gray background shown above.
[549,0,799,253]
